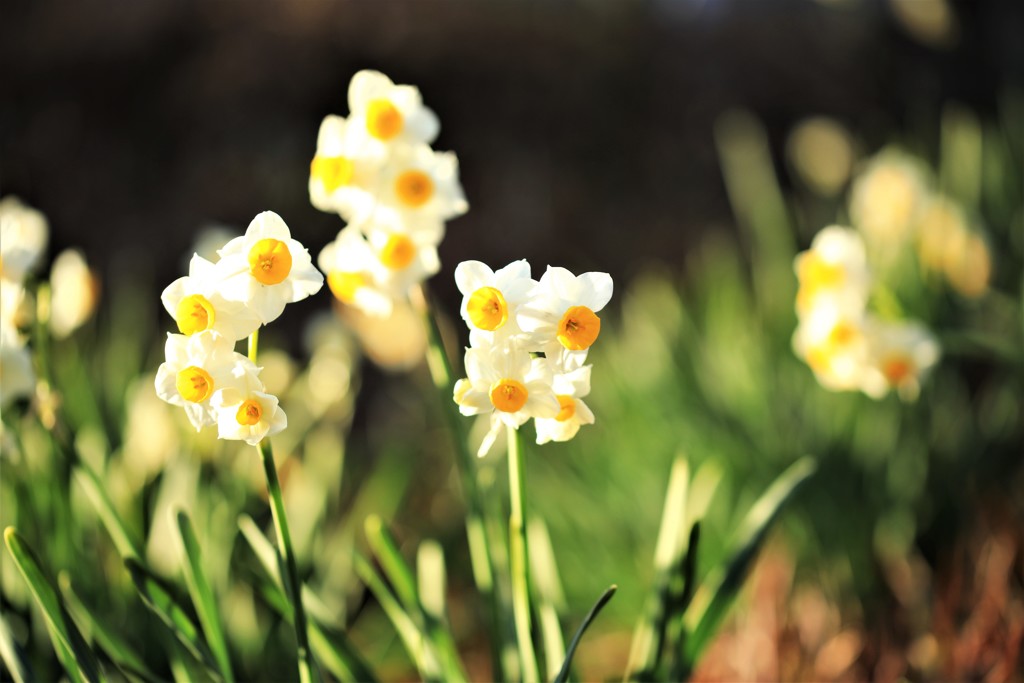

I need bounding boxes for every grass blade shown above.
[58,573,162,682]
[553,585,617,683]
[74,464,142,559]
[3,528,103,683]
[680,457,817,671]
[625,457,689,679]
[527,519,566,681]
[174,510,234,683]
[0,614,35,683]
[238,516,377,683]
[124,558,222,681]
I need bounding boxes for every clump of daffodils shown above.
[792,225,939,401]
[311,70,467,318]
[452,260,612,455]
[155,211,323,444]
[848,148,992,297]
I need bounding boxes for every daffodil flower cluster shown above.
[849,148,992,297]
[452,260,613,456]
[792,225,940,401]
[155,211,323,445]
[311,70,468,318]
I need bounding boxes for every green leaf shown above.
[0,614,35,683]
[58,573,162,682]
[553,585,617,683]
[74,465,142,559]
[3,527,103,683]
[238,516,377,683]
[124,557,222,682]
[681,457,817,670]
[174,510,234,683]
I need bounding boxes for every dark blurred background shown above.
[2,0,1022,322]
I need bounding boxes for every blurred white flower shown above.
[792,307,871,394]
[215,211,323,324]
[162,254,261,341]
[794,225,870,317]
[860,318,941,402]
[0,196,48,284]
[317,226,395,317]
[371,144,467,228]
[348,70,439,150]
[48,249,99,339]
[154,331,260,430]
[309,114,382,220]
[849,150,929,248]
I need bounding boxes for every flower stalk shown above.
[507,426,539,683]
[250,331,315,683]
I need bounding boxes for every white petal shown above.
[246,211,291,241]
[578,272,614,311]
[454,260,494,295]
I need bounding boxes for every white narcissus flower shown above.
[0,196,48,284]
[372,144,467,227]
[794,225,871,317]
[792,307,871,393]
[364,221,441,297]
[454,343,559,457]
[348,70,439,150]
[154,331,260,431]
[317,226,395,318]
[455,259,536,344]
[309,114,382,220]
[518,266,614,359]
[534,364,595,445]
[860,318,940,402]
[162,254,261,341]
[215,211,324,324]
[49,249,100,339]
[210,370,287,446]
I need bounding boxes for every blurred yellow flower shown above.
[849,150,929,249]
[786,117,854,196]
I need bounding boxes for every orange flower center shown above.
[555,395,576,422]
[310,155,354,193]
[175,366,214,403]
[394,170,434,208]
[174,294,216,335]
[248,238,293,285]
[557,305,601,351]
[466,287,508,331]
[327,271,367,304]
[235,399,263,426]
[379,234,416,271]
[490,378,528,413]
[366,99,403,140]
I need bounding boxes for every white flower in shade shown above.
[0,196,48,284]
[0,279,31,334]
[215,212,324,324]
[0,323,34,407]
[455,259,536,343]
[794,226,870,317]
[49,249,100,339]
[792,306,871,393]
[317,226,395,317]
[534,364,595,445]
[154,331,260,431]
[162,254,261,341]
[453,343,559,457]
[860,318,940,402]
[517,266,614,360]
[348,70,439,150]
[849,150,929,247]
[309,114,382,220]
[210,370,287,446]
[372,144,467,226]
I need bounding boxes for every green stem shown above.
[249,331,315,683]
[414,286,507,679]
[507,427,539,683]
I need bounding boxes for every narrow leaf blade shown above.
[554,585,617,683]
